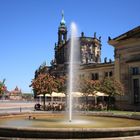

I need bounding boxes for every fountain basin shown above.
[0,112,140,139]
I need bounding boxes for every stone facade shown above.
[108,26,140,110]
[80,63,114,81]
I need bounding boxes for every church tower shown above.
[54,11,67,65]
[58,11,67,45]
[53,11,101,67]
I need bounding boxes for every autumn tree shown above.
[55,75,68,107]
[56,76,67,93]
[79,78,100,106]
[30,73,58,110]
[0,79,7,98]
[34,62,48,79]
[99,77,124,110]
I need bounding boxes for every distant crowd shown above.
[34,101,109,111]
[34,102,65,111]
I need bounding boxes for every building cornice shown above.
[108,26,140,47]
[80,62,114,70]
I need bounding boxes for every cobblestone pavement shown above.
[0,136,140,140]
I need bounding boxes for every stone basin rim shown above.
[0,125,140,131]
[0,112,140,139]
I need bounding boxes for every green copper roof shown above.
[60,10,66,25]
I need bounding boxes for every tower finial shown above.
[62,10,64,18]
[60,10,66,25]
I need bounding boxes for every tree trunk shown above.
[86,96,88,105]
[107,96,111,111]
[43,93,46,110]
[65,93,67,111]
[85,96,88,111]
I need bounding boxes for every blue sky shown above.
[0,0,140,93]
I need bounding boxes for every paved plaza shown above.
[0,101,34,113]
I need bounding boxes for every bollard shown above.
[20,107,22,112]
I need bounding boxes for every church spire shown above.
[60,10,66,25]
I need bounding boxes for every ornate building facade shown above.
[50,12,103,77]
[48,12,140,110]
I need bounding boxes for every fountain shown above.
[0,22,140,139]
[68,22,79,122]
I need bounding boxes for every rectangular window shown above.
[132,67,139,75]
[91,73,95,80]
[95,73,99,80]
[105,71,112,77]
[105,72,108,77]
[109,71,113,77]
[133,79,140,104]
[91,73,99,80]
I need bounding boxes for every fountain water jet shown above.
[68,22,79,122]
